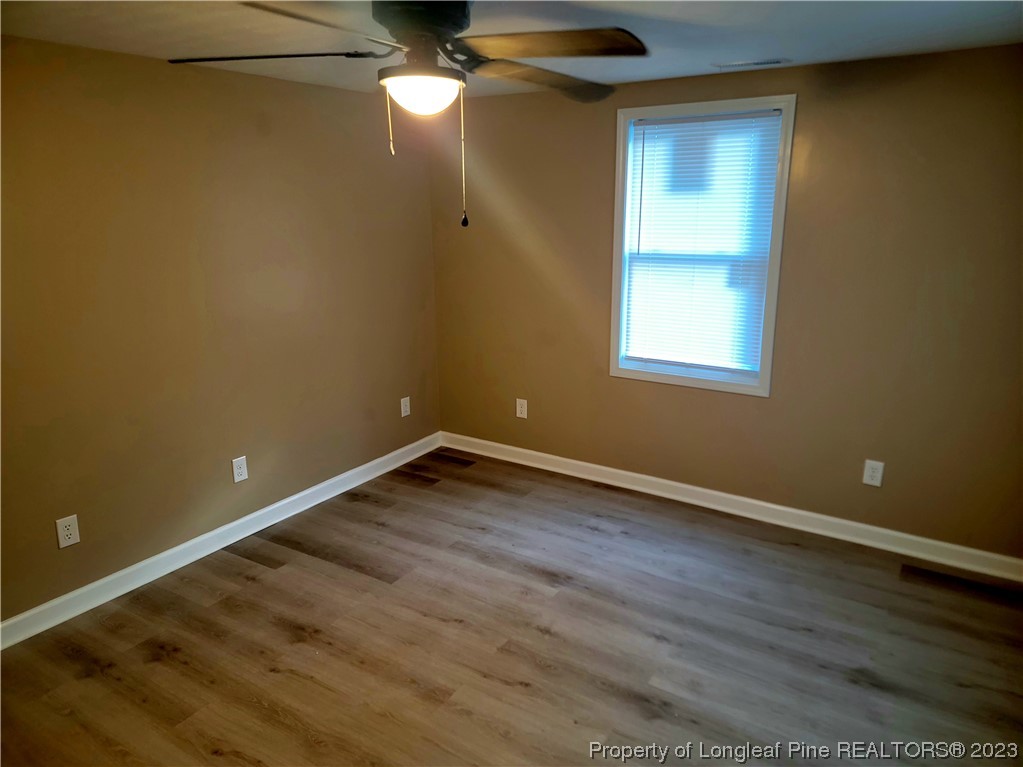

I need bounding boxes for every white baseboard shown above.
[4,429,1019,649]
[439,432,1023,584]
[0,432,442,650]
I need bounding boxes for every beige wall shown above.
[3,39,1021,621]
[1,37,439,618]
[430,45,1023,557]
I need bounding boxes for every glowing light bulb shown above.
[381,74,462,116]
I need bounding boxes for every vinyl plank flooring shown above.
[3,449,1020,766]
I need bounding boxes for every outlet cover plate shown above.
[401,396,411,418]
[516,398,528,419]
[56,514,80,548]
[232,456,248,483]
[863,459,884,487]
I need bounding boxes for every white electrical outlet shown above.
[400,396,411,418]
[516,398,528,419]
[863,459,884,487]
[55,514,80,549]
[232,456,248,483]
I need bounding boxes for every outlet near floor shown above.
[401,396,411,418]
[232,456,248,483]
[55,514,80,549]
[516,398,528,419]
[863,459,885,487]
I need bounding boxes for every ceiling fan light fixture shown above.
[379,65,466,116]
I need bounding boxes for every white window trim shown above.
[609,94,797,397]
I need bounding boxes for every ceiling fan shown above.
[170,2,646,227]
[169,1,649,114]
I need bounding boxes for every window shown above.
[610,95,796,396]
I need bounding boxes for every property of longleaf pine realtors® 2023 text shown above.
[588,741,1019,763]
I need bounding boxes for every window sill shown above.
[611,359,771,397]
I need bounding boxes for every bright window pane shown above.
[616,100,791,392]
[625,257,748,370]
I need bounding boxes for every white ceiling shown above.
[3,1,1021,98]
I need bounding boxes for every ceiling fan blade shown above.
[169,51,393,64]
[241,2,407,51]
[458,28,646,60]
[471,60,614,103]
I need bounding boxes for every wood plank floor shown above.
[2,449,1020,766]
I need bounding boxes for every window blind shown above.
[621,109,784,377]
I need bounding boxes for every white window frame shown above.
[609,95,797,397]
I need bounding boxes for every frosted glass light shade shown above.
[379,66,465,116]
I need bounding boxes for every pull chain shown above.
[459,86,468,227]
[386,93,395,156]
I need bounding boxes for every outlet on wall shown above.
[401,396,411,418]
[863,459,884,487]
[516,398,528,419]
[55,514,80,549]
[232,456,248,483]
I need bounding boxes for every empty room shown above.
[1,1,1021,764]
